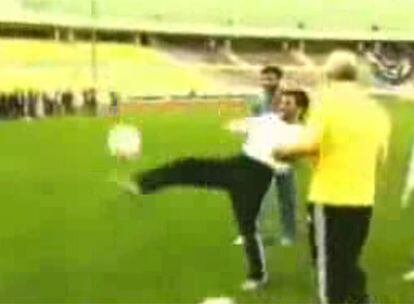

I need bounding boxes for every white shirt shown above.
[241,113,303,172]
[72,91,84,109]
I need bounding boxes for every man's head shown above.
[324,50,358,81]
[276,89,310,123]
[260,65,283,92]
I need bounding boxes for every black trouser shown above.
[133,154,273,280]
[307,204,373,304]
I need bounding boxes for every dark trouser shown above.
[133,154,273,280]
[275,169,297,240]
[307,204,372,304]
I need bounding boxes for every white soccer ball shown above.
[107,123,141,160]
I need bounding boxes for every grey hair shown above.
[324,50,358,81]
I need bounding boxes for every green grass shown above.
[0,100,413,303]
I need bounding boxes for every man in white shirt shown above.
[246,65,298,247]
[116,89,309,291]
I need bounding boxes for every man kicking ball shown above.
[116,89,309,291]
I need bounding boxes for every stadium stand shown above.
[0,38,219,96]
[0,0,411,99]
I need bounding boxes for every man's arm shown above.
[273,103,324,160]
[272,131,320,160]
[223,118,249,134]
[246,93,264,116]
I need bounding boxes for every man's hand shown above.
[273,146,294,161]
[224,119,248,133]
[273,139,320,161]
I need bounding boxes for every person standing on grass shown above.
[115,90,309,291]
[110,91,120,116]
[273,51,390,304]
[234,65,298,247]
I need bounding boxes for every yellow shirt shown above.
[304,83,390,206]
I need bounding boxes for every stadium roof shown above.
[0,11,414,42]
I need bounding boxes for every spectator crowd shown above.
[0,88,120,119]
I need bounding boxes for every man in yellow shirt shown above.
[274,51,390,304]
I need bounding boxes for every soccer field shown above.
[0,99,413,303]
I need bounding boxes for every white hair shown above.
[324,50,358,81]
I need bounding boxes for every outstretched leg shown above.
[132,154,274,287]
[134,156,242,193]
